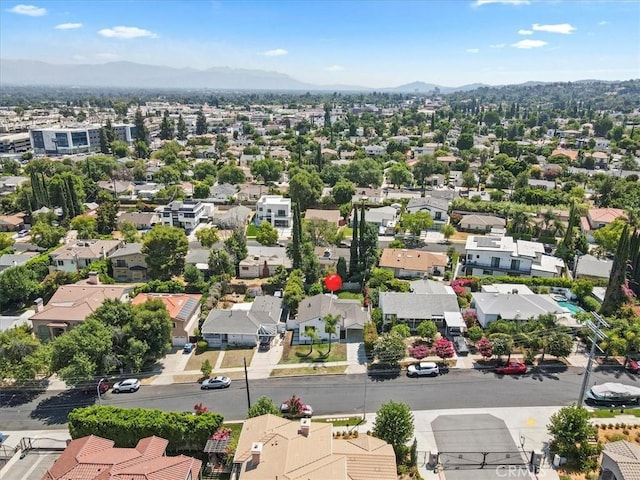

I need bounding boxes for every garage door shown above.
[346,329,363,342]
[173,336,187,347]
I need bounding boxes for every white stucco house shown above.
[464,235,564,278]
[254,195,292,228]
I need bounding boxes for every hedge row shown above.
[68,405,224,452]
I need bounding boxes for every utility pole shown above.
[578,312,609,406]
[243,357,251,411]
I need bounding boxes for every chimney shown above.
[251,442,263,465]
[300,418,311,437]
[34,297,44,313]
[87,271,100,285]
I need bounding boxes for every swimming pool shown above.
[557,300,585,315]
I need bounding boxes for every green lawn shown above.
[590,408,640,418]
[279,343,347,364]
[246,224,259,237]
[313,416,367,427]
[220,348,254,368]
[270,365,347,377]
[185,350,220,371]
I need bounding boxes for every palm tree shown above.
[550,218,566,238]
[304,325,318,355]
[509,211,533,235]
[322,314,340,354]
[541,210,557,234]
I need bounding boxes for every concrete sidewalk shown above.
[43,337,592,391]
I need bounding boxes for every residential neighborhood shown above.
[0,34,639,480]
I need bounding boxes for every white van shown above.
[407,361,440,377]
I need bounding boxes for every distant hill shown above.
[0,59,490,92]
[388,81,489,93]
[0,59,315,90]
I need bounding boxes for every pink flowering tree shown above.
[408,344,431,360]
[434,338,455,361]
[476,337,493,359]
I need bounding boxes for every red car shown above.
[627,360,640,373]
[495,362,527,375]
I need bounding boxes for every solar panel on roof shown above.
[176,297,199,321]
[476,237,499,247]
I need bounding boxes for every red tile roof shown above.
[41,435,201,480]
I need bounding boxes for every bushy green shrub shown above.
[68,405,223,452]
[197,340,209,352]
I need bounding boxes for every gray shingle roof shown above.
[297,294,369,329]
[201,296,282,335]
[379,292,459,320]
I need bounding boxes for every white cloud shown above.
[98,26,158,39]
[466,48,480,53]
[7,4,46,16]
[490,43,506,48]
[518,29,533,35]
[598,20,609,25]
[532,23,576,34]
[97,53,121,60]
[72,55,86,61]
[264,48,288,57]
[511,39,548,49]
[326,65,344,72]
[55,22,82,30]
[472,0,529,6]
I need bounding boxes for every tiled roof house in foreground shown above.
[42,435,201,480]
[231,414,396,480]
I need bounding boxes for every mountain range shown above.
[0,59,489,93]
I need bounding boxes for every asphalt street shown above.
[1,366,637,430]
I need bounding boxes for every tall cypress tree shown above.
[176,114,188,140]
[359,203,367,271]
[349,207,359,277]
[601,224,630,315]
[159,110,174,140]
[195,109,207,135]
[134,108,148,146]
[628,229,640,298]
[315,143,323,171]
[290,204,303,270]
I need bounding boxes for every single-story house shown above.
[458,214,506,233]
[470,292,564,328]
[305,209,342,226]
[574,254,613,281]
[116,212,159,230]
[211,205,252,230]
[201,296,283,348]
[351,188,384,204]
[237,183,267,202]
[379,286,460,330]
[97,180,135,196]
[406,196,450,224]
[0,251,38,272]
[108,242,148,282]
[599,440,640,480]
[131,293,201,346]
[0,213,25,232]
[42,435,201,480]
[239,252,292,278]
[295,294,369,343]
[378,248,447,278]
[587,208,627,230]
[528,179,557,190]
[30,279,133,341]
[315,247,351,269]
[231,414,396,480]
[356,206,397,228]
[208,182,238,202]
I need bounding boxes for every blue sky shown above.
[1,0,638,87]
